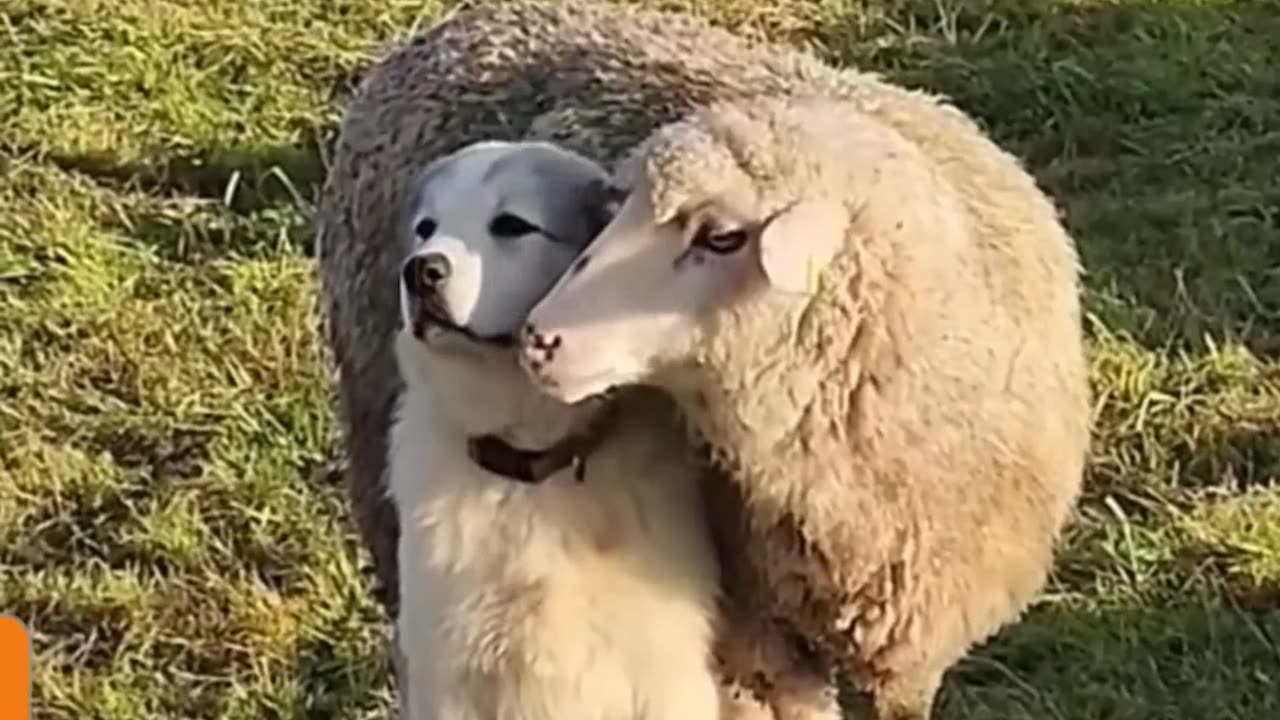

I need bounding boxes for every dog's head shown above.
[396,140,618,442]
[400,140,617,347]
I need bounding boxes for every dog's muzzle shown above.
[401,252,456,339]
[399,252,517,347]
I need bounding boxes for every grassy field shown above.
[1,0,1277,718]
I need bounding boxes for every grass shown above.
[0,0,1276,718]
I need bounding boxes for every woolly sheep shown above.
[519,89,1092,718]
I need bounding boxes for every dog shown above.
[387,140,725,720]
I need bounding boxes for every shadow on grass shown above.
[815,0,1280,354]
[25,599,394,720]
[34,138,330,262]
[286,620,395,720]
[1083,414,1280,510]
[923,599,1280,720]
[44,140,327,213]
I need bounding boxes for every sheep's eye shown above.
[691,223,749,255]
[414,218,437,239]
[489,213,541,238]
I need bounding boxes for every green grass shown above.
[0,0,1276,718]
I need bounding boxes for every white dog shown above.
[388,141,724,720]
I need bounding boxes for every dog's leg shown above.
[397,608,436,720]
[397,521,442,720]
[391,622,410,720]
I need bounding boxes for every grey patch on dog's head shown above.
[482,144,616,248]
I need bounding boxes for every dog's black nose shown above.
[404,252,451,294]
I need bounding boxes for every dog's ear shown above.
[756,199,846,294]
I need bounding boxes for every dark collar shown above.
[466,403,618,484]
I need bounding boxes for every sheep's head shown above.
[522,99,851,404]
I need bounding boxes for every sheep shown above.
[518,87,1092,719]
[316,0,1087,716]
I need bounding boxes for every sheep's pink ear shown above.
[757,200,846,294]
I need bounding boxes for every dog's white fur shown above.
[388,141,723,720]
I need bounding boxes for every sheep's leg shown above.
[718,679,774,720]
[711,610,841,720]
[765,667,842,720]
[717,673,838,720]
[869,667,942,720]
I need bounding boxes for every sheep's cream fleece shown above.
[524,92,1091,720]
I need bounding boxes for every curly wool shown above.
[620,93,1091,719]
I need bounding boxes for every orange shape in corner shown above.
[0,615,31,720]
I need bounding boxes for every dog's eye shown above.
[690,222,749,255]
[490,213,541,238]
[415,218,437,239]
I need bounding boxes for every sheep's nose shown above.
[403,252,451,295]
[521,322,562,370]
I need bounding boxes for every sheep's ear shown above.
[757,200,846,294]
